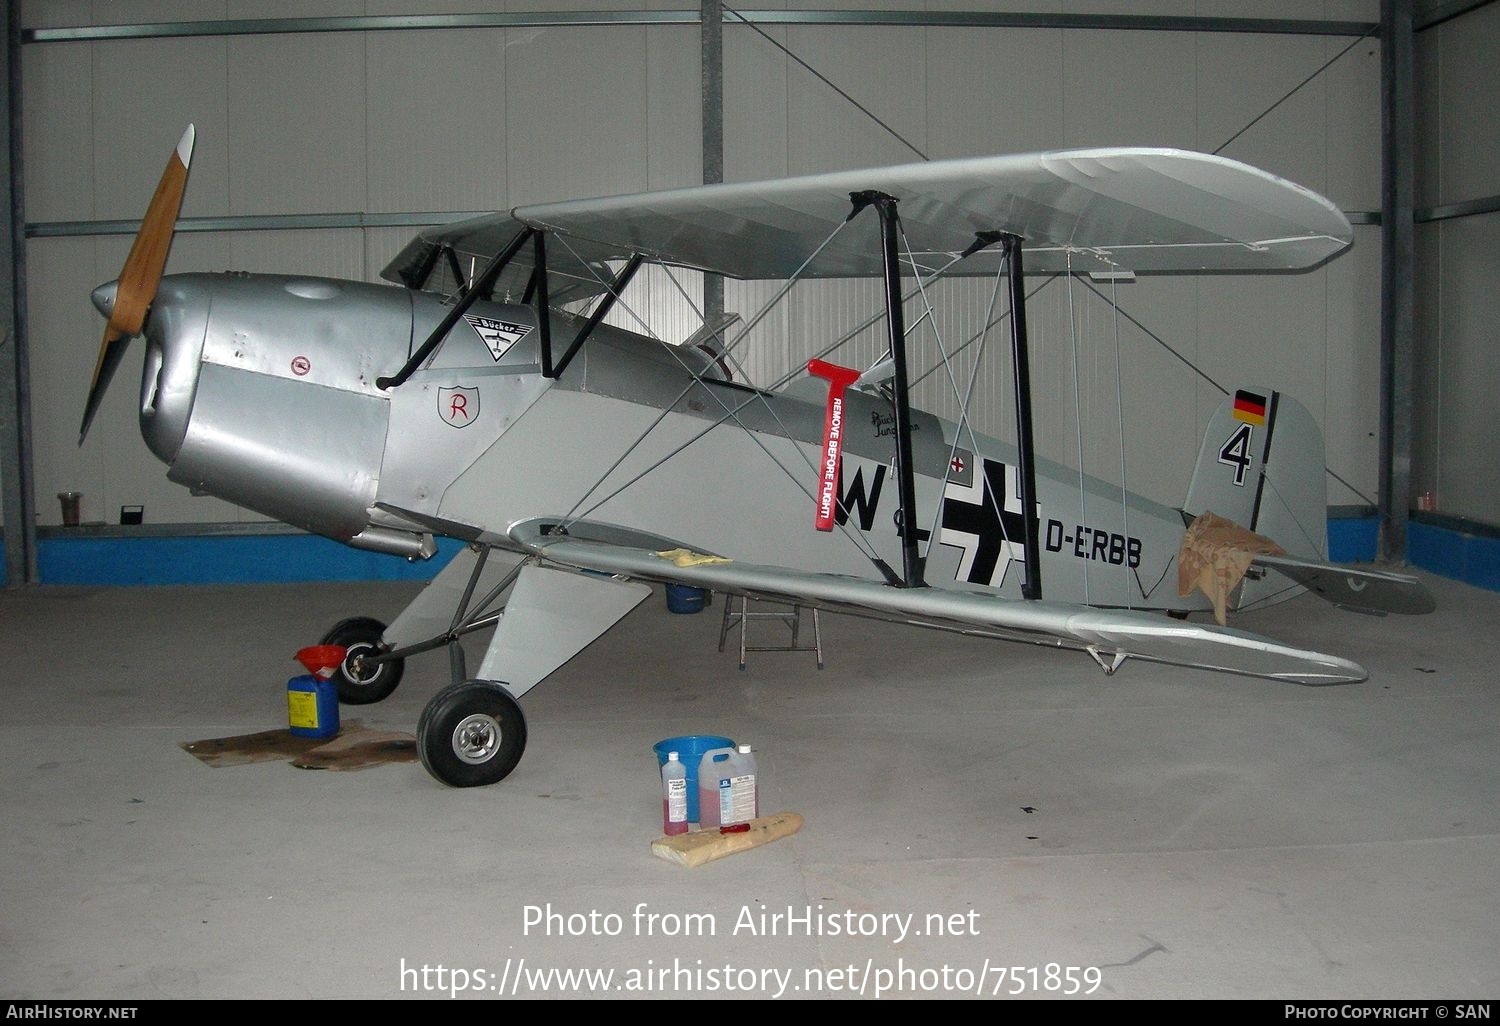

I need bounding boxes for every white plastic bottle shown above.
[723,743,759,826]
[697,747,736,829]
[661,752,688,836]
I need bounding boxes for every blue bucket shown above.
[653,734,734,823]
[665,584,707,614]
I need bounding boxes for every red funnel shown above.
[296,644,347,680]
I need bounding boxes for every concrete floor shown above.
[1,570,1496,1000]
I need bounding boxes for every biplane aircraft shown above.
[83,126,1433,786]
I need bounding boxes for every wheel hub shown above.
[344,642,383,684]
[452,713,502,764]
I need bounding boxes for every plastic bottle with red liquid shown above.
[698,744,758,829]
[661,751,689,835]
[696,747,733,829]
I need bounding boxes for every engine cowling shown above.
[142,272,414,542]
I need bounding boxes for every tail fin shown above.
[1184,388,1327,562]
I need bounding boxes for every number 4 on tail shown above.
[1218,423,1254,486]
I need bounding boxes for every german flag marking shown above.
[1232,389,1268,426]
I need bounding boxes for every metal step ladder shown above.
[717,594,824,670]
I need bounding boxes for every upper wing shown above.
[513,148,1352,278]
[508,519,1366,686]
[383,148,1353,289]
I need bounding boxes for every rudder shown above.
[1184,388,1327,562]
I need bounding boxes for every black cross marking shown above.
[941,457,1026,586]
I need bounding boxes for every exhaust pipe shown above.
[348,526,438,561]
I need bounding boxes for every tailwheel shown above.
[320,616,404,704]
[417,680,527,787]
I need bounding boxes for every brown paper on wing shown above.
[1177,511,1286,626]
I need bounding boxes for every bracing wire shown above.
[908,276,1059,391]
[1074,276,1379,509]
[765,254,970,392]
[891,228,1002,562]
[921,257,1013,568]
[547,228,890,568]
[723,5,930,163]
[655,261,891,564]
[1213,26,1378,156]
[713,9,1380,520]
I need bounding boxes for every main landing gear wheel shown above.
[417,680,528,787]
[320,616,404,705]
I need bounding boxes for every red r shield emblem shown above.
[438,386,479,428]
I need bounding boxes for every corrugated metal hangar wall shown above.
[1414,2,1500,540]
[2,1,1496,586]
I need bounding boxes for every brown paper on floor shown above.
[181,727,325,767]
[1177,511,1286,626]
[180,720,416,771]
[291,729,417,771]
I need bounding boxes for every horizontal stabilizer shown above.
[509,519,1367,686]
[1252,554,1436,615]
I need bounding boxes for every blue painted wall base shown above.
[1328,515,1379,564]
[36,532,464,586]
[1408,520,1500,592]
[1326,514,1500,593]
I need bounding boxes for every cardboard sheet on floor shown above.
[180,721,417,771]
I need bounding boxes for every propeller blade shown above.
[78,325,130,446]
[79,124,194,445]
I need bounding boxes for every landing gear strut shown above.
[330,544,649,788]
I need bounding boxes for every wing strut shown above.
[378,226,537,390]
[547,254,644,379]
[379,223,644,389]
[1002,233,1043,600]
[532,231,554,377]
[855,190,926,588]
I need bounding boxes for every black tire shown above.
[416,676,470,743]
[320,616,405,705]
[417,680,527,787]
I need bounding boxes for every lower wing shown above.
[509,519,1366,686]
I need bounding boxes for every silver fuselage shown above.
[136,271,1205,611]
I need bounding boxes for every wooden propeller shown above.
[79,124,194,445]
